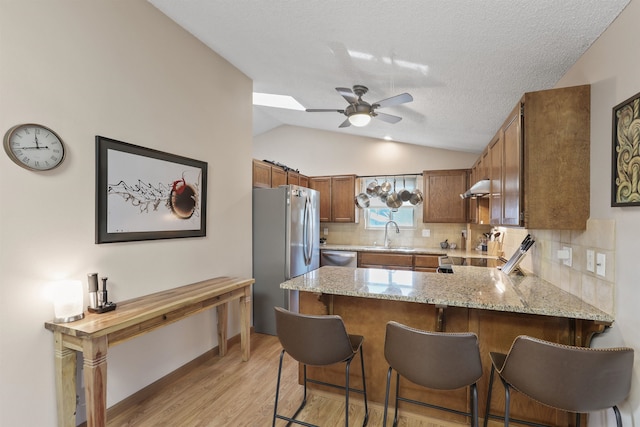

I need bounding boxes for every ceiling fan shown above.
[306,85,413,128]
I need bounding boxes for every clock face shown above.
[3,123,65,171]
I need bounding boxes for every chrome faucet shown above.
[384,220,400,248]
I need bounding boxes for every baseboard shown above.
[77,330,248,427]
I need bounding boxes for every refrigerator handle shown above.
[303,194,313,266]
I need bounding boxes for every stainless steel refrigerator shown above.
[252,185,320,335]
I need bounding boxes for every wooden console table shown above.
[44,276,254,427]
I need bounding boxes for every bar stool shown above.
[484,335,634,427]
[383,321,483,427]
[272,307,369,427]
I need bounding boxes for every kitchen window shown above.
[361,176,419,230]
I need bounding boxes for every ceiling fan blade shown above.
[306,109,344,113]
[374,112,403,124]
[338,118,351,128]
[373,93,413,109]
[336,87,358,104]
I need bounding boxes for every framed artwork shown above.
[96,136,207,243]
[612,91,640,207]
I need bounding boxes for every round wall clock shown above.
[3,123,66,171]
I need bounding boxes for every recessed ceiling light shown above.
[383,136,393,141]
[253,93,305,110]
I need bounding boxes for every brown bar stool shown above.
[383,321,483,427]
[483,335,634,427]
[272,307,369,427]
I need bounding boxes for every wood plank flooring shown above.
[106,332,487,426]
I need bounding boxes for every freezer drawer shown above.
[320,250,358,267]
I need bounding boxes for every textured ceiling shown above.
[149,0,629,153]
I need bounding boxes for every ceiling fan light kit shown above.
[348,113,371,127]
[307,85,413,128]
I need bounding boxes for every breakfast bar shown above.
[281,266,613,425]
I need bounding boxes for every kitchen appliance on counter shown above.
[253,185,320,335]
[321,250,358,267]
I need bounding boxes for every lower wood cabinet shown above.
[357,252,442,272]
[413,254,440,272]
[358,252,414,270]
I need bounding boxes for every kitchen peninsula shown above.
[281,266,612,425]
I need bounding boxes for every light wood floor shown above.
[107,332,480,427]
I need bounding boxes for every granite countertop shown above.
[281,266,614,323]
[320,244,498,260]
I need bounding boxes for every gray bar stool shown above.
[272,306,369,427]
[383,321,483,427]
[483,335,634,427]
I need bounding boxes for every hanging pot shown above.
[386,192,403,209]
[409,188,423,205]
[366,179,380,196]
[398,177,411,202]
[355,193,370,208]
[386,178,403,209]
[379,178,392,197]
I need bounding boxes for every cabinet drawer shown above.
[358,252,414,268]
[414,255,442,268]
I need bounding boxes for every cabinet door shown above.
[358,252,414,269]
[489,133,503,225]
[271,167,287,188]
[299,175,309,188]
[287,171,300,186]
[309,177,331,222]
[423,170,469,223]
[331,175,356,222]
[252,159,271,188]
[502,105,523,226]
[468,161,479,224]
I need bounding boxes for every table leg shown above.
[216,303,228,357]
[83,336,108,427]
[240,285,252,361]
[53,332,77,427]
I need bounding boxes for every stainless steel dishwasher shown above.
[320,250,358,267]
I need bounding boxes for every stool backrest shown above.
[274,307,355,366]
[499,335,634,413]
[384,321,483,390]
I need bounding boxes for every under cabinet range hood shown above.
[460,179,490,199]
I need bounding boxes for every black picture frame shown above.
[612,91,640,207]
[96,136,207,243]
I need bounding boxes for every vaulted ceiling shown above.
[149,0,630,153]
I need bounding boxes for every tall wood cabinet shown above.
[423,169,469,223]
[485,84,590,229]
[309,175,356,223]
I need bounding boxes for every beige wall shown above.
[0,1,252,425]
[552,0,640,424]
[253,125,478,176]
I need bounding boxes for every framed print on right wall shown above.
[612,91,640,207]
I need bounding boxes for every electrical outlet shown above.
[323,228,328,236]
[596,253,606,277]
[422,229,430,237]
[586,250,595,272]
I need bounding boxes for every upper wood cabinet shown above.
[252,159,273,188]
[484,84,590,229]
[309,175,356,223]
[423,169,469,223]
[252,159,309,189]
[488,133,503,225]
[271,167,287,187]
